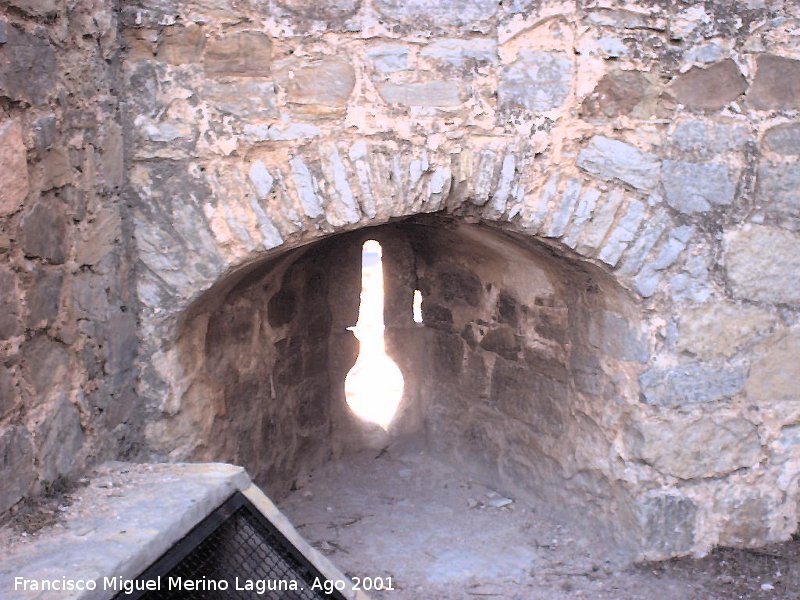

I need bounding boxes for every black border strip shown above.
[114,491,347,600]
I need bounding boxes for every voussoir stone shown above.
[724,225,800,305]
[670,59,747,111]
[748,54,800,111]
[35,396,84,484]
[577,135,661,192]
[0,267,21,340]
[745,328,800,403]
[204,31,272,77]
[21,200,68,264]
[627,416,761,480]
[0,119,29,216]
[499,51,573,113]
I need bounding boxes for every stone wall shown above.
[120,0,800,559]
[0,0,138,515]
[0,0,796,561]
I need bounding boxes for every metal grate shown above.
[117,492,346,600]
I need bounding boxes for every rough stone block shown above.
[639,363,747,406]
[0,119,29,216]
[749,54,800,111]
[22,201,68,264]
[745,329,800,403]
[724,225,800,305]
[374,0,497,28]
[581,70,660,119]
[365,44,408,73]
[203,80,278,119]
[0,365,16,418]
[204,31,272,77]
[662,160,736,214]
[640,494,697,557]
[3,0,62,16]
[0,267,20,340]
[279,57,355,113]
[577,136,661,192]
[20,335,70,400]
[420,38,497,66]
[588,310,648,362]
[35,396,85,484]
[0,24,56,105]
[41,148,73,190]
[156,26,205,65]
[669,119,749,158]
[276,0,360,20]
[492,359,567,434]
[756,162,800,222]
[26,269,63,328]
[627,416,761,479]
[670,59,747,111]
[763,123,800,155]
[377,80,464,108]
[677,303,774,359]
[499,51,572,113]
[0,426,35,514]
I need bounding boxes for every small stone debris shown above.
[761,582,775,591]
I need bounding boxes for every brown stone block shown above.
[22,201,68,264]
[278,57,355,114]
[749,54,800,111]
[0,119,29,216]
[670,59,747,111]
[204,31,272,77]
[157,26,205,65]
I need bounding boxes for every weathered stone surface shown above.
[745,329,800,403]
[374,0,497,28]
[156,26,205,65]
[421,38,497,66]
[670,59,747,111]
[106,312,138,389]
[0,119,29,216]
[3,0,63,16]
[20,335,70,400]
[0,426,35,514]
[581,70,660,119]
[640,494,697,557]
[0,365,16,419]
[627,416,761,479]
[670,119,749,158]
[36,396,84,483]
[278,57,355,113]
[677,303,774,359]
[499,51,573,113]
[365,44,408,73]
[639,363,747,406]
[26,269,63,328]
[0,267,21,340]
[577,136,661,192]
[763,123,800,155]
[662,160,736,214]
[75,208,121,266]
[204,32,272,77]
[203,80,278,119]
[588,310,648,362]
[277,0,359,19]
[22,201,68,264]
[773,424,800,464]
[748,54,800,111]
[756,162,800,221]
[0,25,57,105]
[724,225,800,305]
[378,80,463,108]
[41,148,73,190]
[716,494,773,548]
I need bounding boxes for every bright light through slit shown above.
[344,240,404,430]
[413,290,423,324]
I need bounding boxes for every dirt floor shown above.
[280,444,800,600]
